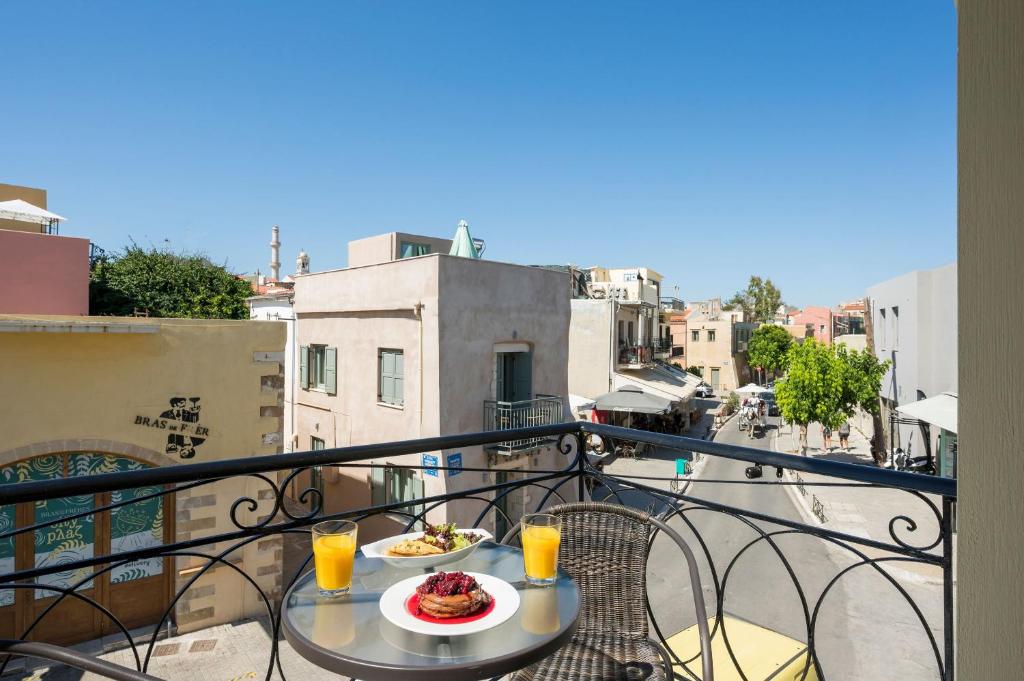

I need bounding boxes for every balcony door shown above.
[496,351,532,403]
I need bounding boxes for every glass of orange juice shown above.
[312,520,358,597]
[521,513,561,586]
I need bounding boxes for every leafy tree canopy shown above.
[687,365,703,377]
[725,275,784,322]
[776,339,891,429]
[747,324,793,373]
[90,246,252,319]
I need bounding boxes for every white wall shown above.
[248,296,296,452]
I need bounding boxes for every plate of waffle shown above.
[362,524,493,569]
[379,571,520,636]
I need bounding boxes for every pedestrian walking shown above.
[822,423,833,451]
[838,421,851,451]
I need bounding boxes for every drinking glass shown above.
[312,520,358,597]
[521,513,561,586]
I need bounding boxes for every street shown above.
[603,412,946,680]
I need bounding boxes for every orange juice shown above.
[313,534,356,593]
[522,525,560,582]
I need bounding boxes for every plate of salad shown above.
[362,523,493,569]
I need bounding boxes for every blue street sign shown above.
[446,452,463,476]
[422,454,439,477]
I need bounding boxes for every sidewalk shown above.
[773,422,945,584]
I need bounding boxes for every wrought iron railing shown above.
[483,395,564,453]
[0,422,956,681]
[618,343,654,366]
[653,337,673,353]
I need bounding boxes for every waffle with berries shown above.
[415,571,492,619]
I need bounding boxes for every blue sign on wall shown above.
[422,454,439,477]
[446,453,463,477]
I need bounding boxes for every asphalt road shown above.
[600,413,945,680]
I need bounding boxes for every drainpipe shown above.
[416,302,424,437]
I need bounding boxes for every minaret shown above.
[270,225,281,281]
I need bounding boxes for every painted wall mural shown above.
[0,454,163,607]
[133,396,212,459]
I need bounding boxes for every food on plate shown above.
[385,523,483,557]
[387,538,445,557]
[415,571,491,618]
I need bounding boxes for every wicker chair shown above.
[509,502,713,681]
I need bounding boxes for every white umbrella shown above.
[735,383,764,395]
[0,199,66,225]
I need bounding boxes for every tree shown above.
[776,339,891,454]
[687,365,703,377]
[90,246,252,319]
[726,276,784,322]
[746,324,793,383]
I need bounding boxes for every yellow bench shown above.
[664,615,819,680]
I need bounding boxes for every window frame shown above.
[708,329,717,343]
[691,329,699,342]
[310,345,327,390]
[378,348,405,407]
[399,241,431,258]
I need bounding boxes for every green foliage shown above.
[776,339,892,429]
[89,246,252,319]
[687,365,703,377]
[726,391,740,413]
[727,276,784,322]
[836,344,891,416]
[747,324,793,373]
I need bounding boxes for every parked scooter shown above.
[888,433,937,475]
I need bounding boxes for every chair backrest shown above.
[546,501,652,638]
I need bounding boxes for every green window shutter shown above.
[325,347,337,395]
[512,352,532,402]
[371,466,386,506]
[379,350,403,405]
[394,351,404,406]
[299,345,309,389]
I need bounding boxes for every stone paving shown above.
[773,420,947,584]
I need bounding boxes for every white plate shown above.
[362,528,492,569]
[378,572,520,636]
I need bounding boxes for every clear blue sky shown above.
[4,2,956,307]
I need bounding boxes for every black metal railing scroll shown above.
[0,422,955,681]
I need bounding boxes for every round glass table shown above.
[281,542,580,681]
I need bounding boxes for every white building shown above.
[568,266,699,426]
[867,262,958,476]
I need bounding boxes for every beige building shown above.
[568,266,698,423]
[0,183,53,234]
[0,316,285,644]
[292,233,570,541]
[684,302,756,393]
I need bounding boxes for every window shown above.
[879,308,887,349]
[378,349,404,406]
[691,330,699,342]
[708,329,716,342]
[399,241,431,258]
[892,306,900,349]
[299,345,336,394]
[371,464,425,527]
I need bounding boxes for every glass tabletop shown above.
[281,542,580,681]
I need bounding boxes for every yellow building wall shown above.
[0,316,286,634]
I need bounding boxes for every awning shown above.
[592,385,672,414]
[569,393,596,412]
[896,393,958,434]
[0,199,66,225]
[613,366,697,403]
